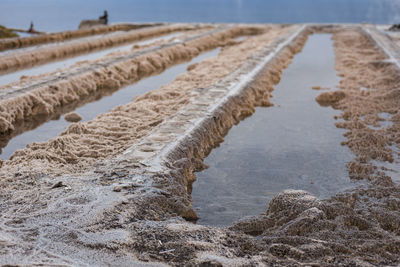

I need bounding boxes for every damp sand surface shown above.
[192,34,361,226]
[0,32,184,86]
[0,48,221,159]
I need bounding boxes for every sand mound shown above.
[64,112,82,122]
[315,90,345,106]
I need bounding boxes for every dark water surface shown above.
[192,34,362,226]
[0,0,399,32]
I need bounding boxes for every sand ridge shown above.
[0,24,202,74]
[0,23,161,52]
[326,28,400,185]
[0,26,218,89]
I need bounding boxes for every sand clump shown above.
[64,112,82,122]
[311,85,329,90]
[73,186,399,266]
[315,90,345,106]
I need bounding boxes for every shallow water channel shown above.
[0,31,184,85]
[192,34,361,226]
[0,48,221,159]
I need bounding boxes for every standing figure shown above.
[99,10,108,25]
[28,22,35,33]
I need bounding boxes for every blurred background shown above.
[0,0,399,32]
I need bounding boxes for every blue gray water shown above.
[0,0,399,32]
[192,34,362,226]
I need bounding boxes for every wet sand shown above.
[0,23,399,266]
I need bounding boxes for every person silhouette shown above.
[99,10,108,25]
[28,21,35,33]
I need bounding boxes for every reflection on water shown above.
[0,48,221,159]
[192,34,362,227]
